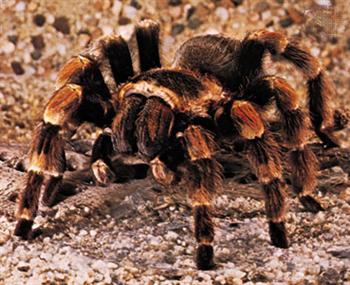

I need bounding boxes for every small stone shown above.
[33,14,46,27]
[112,0,122,16]
[130,0,142,9]
[255,1,270,13]
[7,35,18,45]
[118,17,131,25]
[188,17,202,29]
[186,5,196,20]
[287,7,305,24]
[31,35,45,50]
[17,261,30,272]
[30,50,42,60]
[169,0,182,6]
[57,44,66,55]
[279,17,293,28]
[15,1,26,12]
[11,61,25,75]
[1,42,15,54]
[123,5,137,19]
[78,34,91,48]
[171,23,185,36]
[231,0,243,6]
[215,7,229,22]
[53,16,70,34]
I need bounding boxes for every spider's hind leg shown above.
[240,30,346,148]
[231,100,289,248]
[245,76,323,212]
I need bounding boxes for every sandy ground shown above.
[0,0,350,284]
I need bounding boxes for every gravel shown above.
[0,0,350,283]
[0,143,349,284]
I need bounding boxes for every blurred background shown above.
[0,0,349,142]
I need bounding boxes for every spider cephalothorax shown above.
[15,20,347,270]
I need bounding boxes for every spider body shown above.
[15,20,346,270]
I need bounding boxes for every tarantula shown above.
[15,19,345,270]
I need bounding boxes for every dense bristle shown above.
[196,244,215,270]
[269,221,289,248]
[281,43,320,79]
[289,147,318,196]
[136,19,161,71]
[136,97,174,160]
[103,36,134,85]
[262,178,287,222]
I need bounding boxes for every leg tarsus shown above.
[299,195,325,213]
[269,221,289,248]
[196,244,215,270]
[91,159,116,186]
[14,219,34,240]
[42,175,63,207]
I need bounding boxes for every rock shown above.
[7,35,18,45]
[169,0,182,6]
[171,23,185,36]
[130,0,142,10]
[231,0,243,6]
[255,1,270,13]
[15,1,26,12]
[53,16,71,35]
[123,5,138,19]
[279,17,293,28]
[215,7,230,22]
[31,35,45,50]
[287,7,305,24]
[33,14,46,27]
[17,261,30,272]
[11,61,25,75]
[187,17,202,29]
[1,42,15,54]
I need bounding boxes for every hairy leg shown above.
[244,76,323,212]
[239,30,345,147]
[230,100,289,248]
[179,125,223,270]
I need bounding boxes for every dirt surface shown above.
[0,0,350,284]
[0,142,350,284]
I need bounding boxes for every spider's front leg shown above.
[230,100,289,248]
[15,84,83,239]
[179,125,223,270]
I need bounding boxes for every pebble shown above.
[15,1,26,12]
[171,23,185,36]
[53,16,71,34]
[188,18,202,30]
[56,44,66,56]
[1,41,15,54]
[130,0,142,10]
[31,35,45,50]
[11,61,25,75]
[112,0,123,16]
[279,17,293,28]
[287,7,305,24]
[255,1,270,13]
[169,0,182,6]
[231,0,243,6]
[215,7,230,22]
[7,35,18,45]
[123,5,138,19]
[17,261,30,272]
[33,14,46,27]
